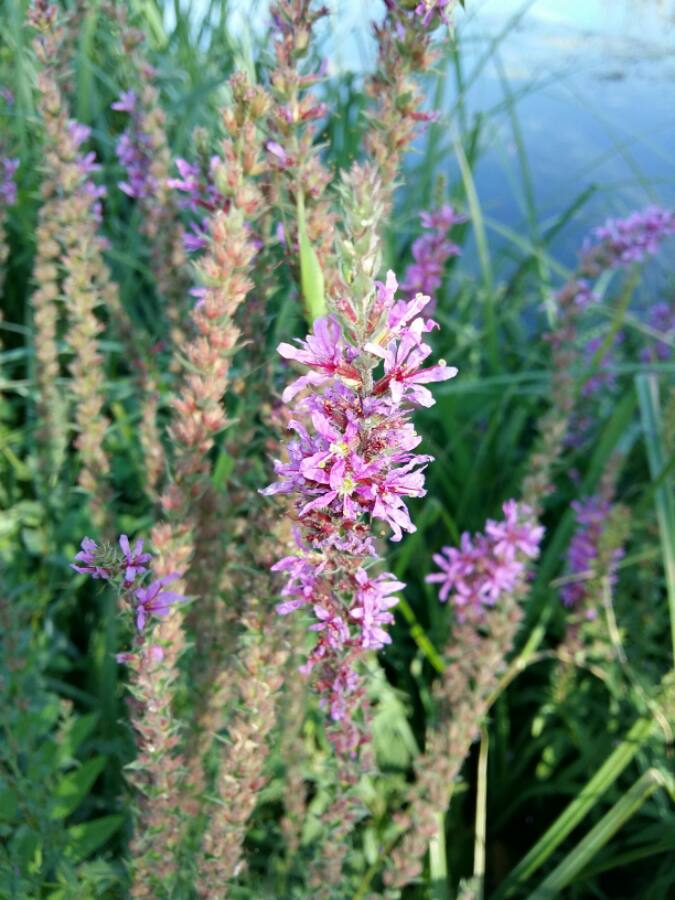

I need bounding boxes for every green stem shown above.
[473,727,489,900]
[430,810,449,900]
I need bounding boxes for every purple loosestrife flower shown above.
[561,496,623,612]
[581,333,622,397]
[71,537,113,580]
[583,206,675,270]
[1,157,19,208]
[112,90,156,199]
[265,272,457,752]
[414,0,454,27]
[71,534,185,648]
[167,154,227,253]
[426,501,543,620]
[119,534,152,586]
[66,119,107,225]
[401,204,465,312]
[641,301,674,363]
[134,574,185,633]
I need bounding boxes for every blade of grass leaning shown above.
[454,138,497,372]
[493,51,551,315]
[490,711,657,898]
[635,374,675,663]
[523,769,672,900]
[297,192,326,324]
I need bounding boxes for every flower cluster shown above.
[426,500,543,619]
[413,0,454,27]
[561,496,624,611]
[265,272,456,750]
[641,300,674,363]
[581,332,622,397]
[167,154,226,252]
[72,535,185,638]
[68,120,106,225]
[402,204,465,311]
[1,156,19,208]
[112,90,156,199]
[583,206,675,271]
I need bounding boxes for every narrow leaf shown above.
[297,193,326,324]
[50,757,107,820]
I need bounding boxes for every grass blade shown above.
[635,374,675,663]
[523,769,672,900]
[491,712,656,898]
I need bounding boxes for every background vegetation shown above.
[0,1,673,897]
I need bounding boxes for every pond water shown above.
[454,0,675,271]
[224,0,675,273]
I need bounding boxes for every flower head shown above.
[134,574,185,633]
[583,206,675,270]
[119,534,152,586]
[427,501,543,618]
[71,537,112,580]
[402,204,465,311]
[1,157,19,208]
[265,272,456,743]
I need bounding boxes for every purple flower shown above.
[71,537,112,580]
[134,574,185,633]
[414,0,453,27]
[118,534,152,586]
[372,332,458,406]
[350,570,403,649]
[583,206,675,269]
[67,120,92,149]
[401,204,465,312]
[581,333,621,397]
[111,90,137,114]
[640,301,674,363]
[561,496,623,610]
[427,502,543,618]
[0,157,19,208]
[265,272,456,741]
[485,500,544,561]
[167,158,202,207]
[167,154,227,252]
[112,93,155,200]
[277,316,360,402]
[265,140,290,168]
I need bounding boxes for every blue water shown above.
[454,0,675,270]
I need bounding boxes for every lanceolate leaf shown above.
[297,192,326,324]
[50,757,107,820]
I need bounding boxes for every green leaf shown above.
[57,713,99,764]
[0,781,18,821]
[297,193,326,324]
[65,815,124,863]
[211,446,235,490]
[50,757,107,820]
